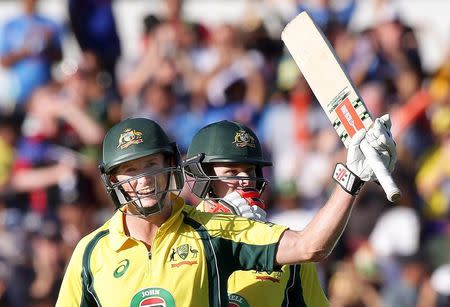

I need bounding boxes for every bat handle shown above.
[360,139,401,203]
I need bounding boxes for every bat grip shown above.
[360,139,401,203]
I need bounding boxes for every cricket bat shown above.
[281,11,401,202]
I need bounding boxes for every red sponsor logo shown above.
[255,276,280,283]
[171,260,198,268]
[140,297,165,307]
[335,98,364,137]
[336,168,347,181]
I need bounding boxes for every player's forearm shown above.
[276,186,355,264]
[301,187,355,258]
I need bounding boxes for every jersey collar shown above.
[108,193,187,252]
[196,200,208,212]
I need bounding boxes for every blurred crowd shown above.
[0,0,449,306]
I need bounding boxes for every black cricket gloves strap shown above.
[333,163,365,196]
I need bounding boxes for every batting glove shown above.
[346,114,396,182]
[217,188,267,222]
[365,114,397,173]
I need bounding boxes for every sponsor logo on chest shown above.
[130,287,175,307]
[113,259,130,278]
[228,293,250,307]
[254,270,282,283]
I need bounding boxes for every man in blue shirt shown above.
[0,0,62,110]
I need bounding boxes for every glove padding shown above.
[217,188,267,222]
[347,114,397,182]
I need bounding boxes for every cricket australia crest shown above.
[169,243,199,268]
[176,244,189,260]
[232,130,255,148]
[117,128,143,149]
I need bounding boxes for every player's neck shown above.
[124,204,172,248]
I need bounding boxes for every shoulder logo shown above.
[228,293,249,307]
[113,259,130,278]
[131,287,175,307]
[117,128,143,149]
[232,130,255,148]
[168,244,199,268]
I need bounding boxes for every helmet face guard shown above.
[100,164,184,217]
[183,153,268,200]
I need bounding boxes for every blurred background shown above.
[0,0,449,306]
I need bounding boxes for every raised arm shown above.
[276,187,355,263]
[276,115,397,264]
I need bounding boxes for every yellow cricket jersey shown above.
[198,201,330,307]
[56,196,287,307]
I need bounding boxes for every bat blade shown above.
[281,11,401,202]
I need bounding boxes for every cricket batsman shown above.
[184,120,330,306]
[183,118,395,306]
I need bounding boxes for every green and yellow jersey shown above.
[56,196,287,307]
[198,201,330,307]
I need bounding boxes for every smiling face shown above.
[210,163,257,198]
[112,154,169,213]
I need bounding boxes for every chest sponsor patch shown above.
[130,288,175,307]
[228,293,249,307]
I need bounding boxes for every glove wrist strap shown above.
[333,163,364,196]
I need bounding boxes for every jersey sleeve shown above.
[55,239,87,307]
[203,214,288,274]
[300,263,330,307]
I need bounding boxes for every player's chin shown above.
[138,197,159,208]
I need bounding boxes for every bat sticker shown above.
[335,98,365,137]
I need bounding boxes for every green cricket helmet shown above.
[99,117,183,217]
[183,120,272,199]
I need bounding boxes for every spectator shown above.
[0,0,63,112]
[68,0,121,98]
[382,253,429,307]
[9,85,104,215]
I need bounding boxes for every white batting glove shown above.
[347,114,396,182]
[365,114,397,173]
[218,189,267,222]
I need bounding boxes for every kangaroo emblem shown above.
[169,248,176,262]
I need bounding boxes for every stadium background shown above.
[0,0,449,306]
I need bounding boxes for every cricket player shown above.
[183,120,330,306]
[57,115,395,307]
